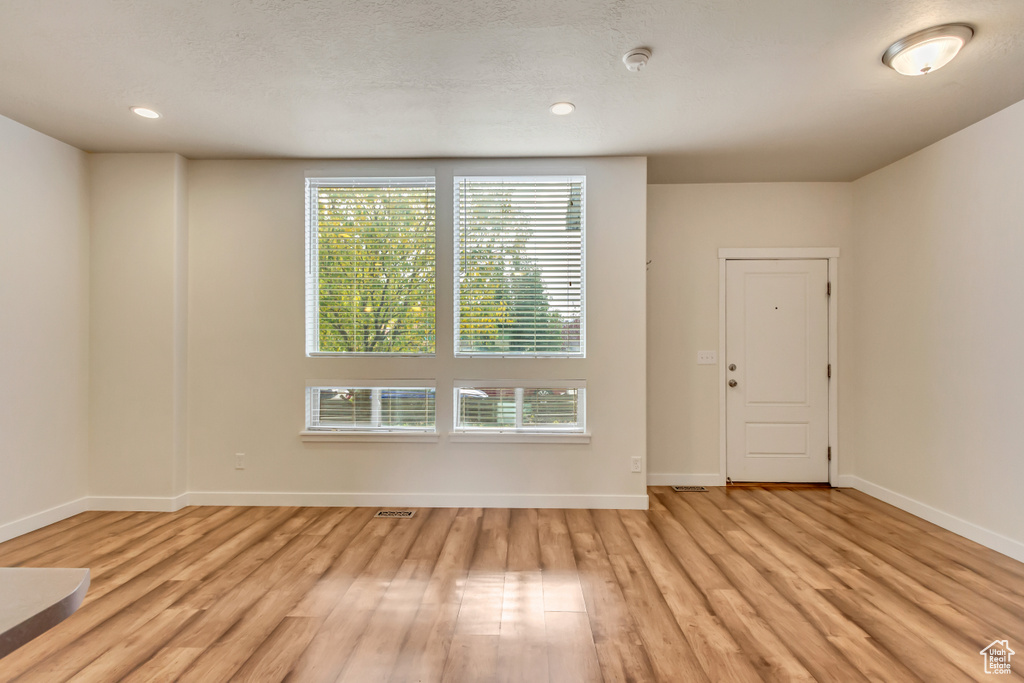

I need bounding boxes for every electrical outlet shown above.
[697,350,717,365]
[631,456,642,473]
[234,453,245,470]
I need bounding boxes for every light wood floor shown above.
[1,486,1023,682]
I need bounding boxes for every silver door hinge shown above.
[827,364,831,378]
[828,446,832,461]
[827,281,831,296]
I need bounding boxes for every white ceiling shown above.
[2,0,1023,183]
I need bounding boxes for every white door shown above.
[726,259,829,482]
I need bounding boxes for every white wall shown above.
[646,183,852,483]
[848,98,1024,555]
[0,114,90,538]
[89,153,189,505]
[185,157,648,507]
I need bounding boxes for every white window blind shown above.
[454,176,584,356]
[306,178,435,355]
[454,382,585,433]
[307,385,436,432]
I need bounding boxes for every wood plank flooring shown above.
[1,486,1023,682]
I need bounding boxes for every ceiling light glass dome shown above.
[883,24,974,76]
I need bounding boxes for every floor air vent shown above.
[375,510,415,518]
[671,486,709,492]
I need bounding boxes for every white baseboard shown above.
[0,497,90,544]
[188,491,649,510]
[843,476,1024,564]
[647,473,726,487]
[87,493,190,513]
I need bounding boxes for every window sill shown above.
[306,352,436,358]
[453,353,586,359]
[300,430,440,443]
[448,431,591,444]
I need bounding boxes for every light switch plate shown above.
[697,350,717,365]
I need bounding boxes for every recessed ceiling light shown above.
[130,106,161,119]
[550,102,575,116]
[882,24,974,76]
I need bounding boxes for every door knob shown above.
[728,364,736,371]
[728,379,738,387]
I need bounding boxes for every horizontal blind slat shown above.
[309,386,436,431]
[454,176,584,357]
[455,386,583,431]
[309,178,436,355]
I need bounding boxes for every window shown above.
[454,382,585,433]
[304,170,589,440]
[454,176,584,357]
[306,385,436,432]
[306,178,435,355]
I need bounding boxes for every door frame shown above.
[718,248,839,485]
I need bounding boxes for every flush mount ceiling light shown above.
[882,24,973,76]
[622,47,652,72]
[130,106,161,119]
[550,102,575,115]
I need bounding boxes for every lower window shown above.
[454,383,585,433]
[307,385,436,432]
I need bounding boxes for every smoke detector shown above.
[622,47,652,72]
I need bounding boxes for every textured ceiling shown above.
[1,0,1023,182]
